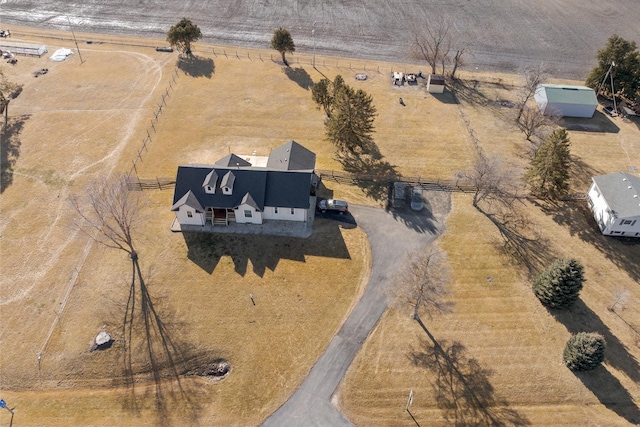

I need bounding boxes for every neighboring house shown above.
[587,172,640,237]
[171,140,318,230]
[534,84,598,118]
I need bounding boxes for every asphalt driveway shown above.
[263,191,451,426]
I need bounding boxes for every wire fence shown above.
[125,66,180,180]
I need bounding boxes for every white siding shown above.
[262,206,307,222]
[175,205,205,226]
[235,203,263,224]
[588,183,640,236]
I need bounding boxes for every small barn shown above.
[534,84,598,118]
[587,172,640,237]
[0,41,48,57]
[427,74,445,93]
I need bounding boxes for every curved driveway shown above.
[263,192,451,426]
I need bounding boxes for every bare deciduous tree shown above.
[450,47,470,80]
[71,176,143,258]
[399,247,453,321]
[457,152,520,209]
[412,20,451,75]
[518,106,562,142]
[516,64,547,122]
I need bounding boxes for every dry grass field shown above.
[1,25,640,426]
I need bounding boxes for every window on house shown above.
[244,210,252,218]
[274,207,278,214]
[187,211,193,218]
[291,208,295,214]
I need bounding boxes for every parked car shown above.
[317,199,348,214]
[411,186,423,211]
[603,106,618,117]
[392,182,408,208]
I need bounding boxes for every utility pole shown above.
[67,16,84,64]
[312,22,317,69]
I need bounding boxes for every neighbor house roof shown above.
[592,172,640,218]
[267,140,316,171]
[538,84,598,106]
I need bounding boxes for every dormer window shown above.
[203,170,218,194]
[221,171,236,195]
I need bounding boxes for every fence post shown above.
[157,177,162,190]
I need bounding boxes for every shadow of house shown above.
[409,318,530,426]
[563,111,620,133]
[0,114,27,193]
[283,67,313,90]
[178,55,215,78]
[182,220,351,276]
[575,366,640,425]
[539,200,640,282]
[551,299,640,384]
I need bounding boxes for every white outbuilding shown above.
[534,84,598,118]
[427,74,445,93]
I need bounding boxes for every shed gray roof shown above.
[592,172,640,218]
[267,140,316,171]
[215,153,252,167]
[538,84,598,106]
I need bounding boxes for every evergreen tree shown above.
[311,75,345,118]
[563,332,606,371]
[532,258,585,309]
[525,127,571,199]
[585,34,640,100]
[325,84,377,154]
[166,18,202,55]
[271,27,295,66]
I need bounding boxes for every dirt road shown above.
[2,1,639,79]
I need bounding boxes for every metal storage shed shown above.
[534,84,598,118]
[0,41,47,57]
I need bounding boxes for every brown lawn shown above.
[1,24,640,427]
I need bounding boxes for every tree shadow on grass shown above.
[117,258,203,426]
[283,67,313,90]
[0,114,28,193]
[476,205,557,277]
[449,79,494,107]
[550,299,640,385]
[574,365,640,424]
[336,150,399,203]
[536,199,640,282]
[178,55,214,78]
[409,316,530,426]
[182,222,351,276]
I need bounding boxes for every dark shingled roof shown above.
[267,140,316,171]
[172,166,312,211]
[592,172,640,218]
[171,190,204,212]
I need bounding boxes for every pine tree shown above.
[325,84,377,154]
[563,332,606,371]
[532,258,585,309]
[525,127,571,199]
[585,34,640,100]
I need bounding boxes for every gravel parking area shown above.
[1,1,639,79]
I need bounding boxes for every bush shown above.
[532,258,585,308]
[563,332,606,371]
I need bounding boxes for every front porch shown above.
[171,215,315,238]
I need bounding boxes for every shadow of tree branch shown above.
[0,114,28,193]
[409,316,530,426]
